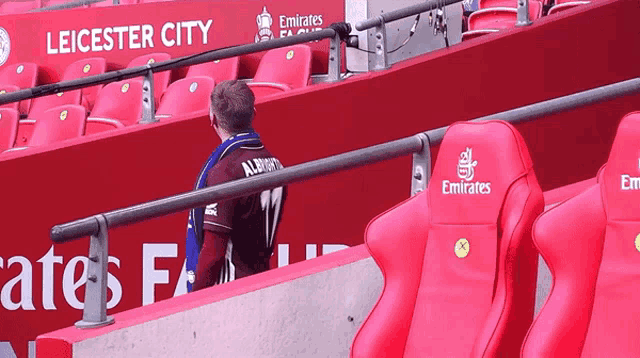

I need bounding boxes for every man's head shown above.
[209,80,256,137]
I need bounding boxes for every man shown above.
[185,80,287,292]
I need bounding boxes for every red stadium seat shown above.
[84,117,125,135]
[548,1,590,15]
[0,84,21,112]
[0,108,19,152]
[522,112,640,357]
[248,44,312,94]
[61,57,107,111]
[0,0,41,14]
[479,0,550,9]
[0,63,39,115]
[126,52,171,107]
[26,105,86,147]
[88,80,143,126]
[186,57,239,83]
[463,2,543,41]
[351,121,543,357]
[156,76,215,120]
[27,89,82,120]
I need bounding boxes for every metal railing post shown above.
[373,16,390,71]
[327,33,342,82]
[75,215,114,329]
[140,68,157,124]
[516,0,532,26]
[411,133,431,196]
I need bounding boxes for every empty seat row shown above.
[350,113,640,357]
[0,45,313,148]
[462,0,593,41]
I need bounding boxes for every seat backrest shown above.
[27,90,82,120]
[27,104,86,147]
[126,52,171,106]
[468,3,542,31]
[252,45,312,90]
[351,120,543,358]
[89,80,143,126]
[479,0,549,9]
[0,108,19,152]
[0,63,39,115]
[186,57,239,82]
[156,76,215,120]
[522,112,640,357]
[0,84,21,112]
[62,57,107,111]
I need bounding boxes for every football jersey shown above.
[203,144,287,285]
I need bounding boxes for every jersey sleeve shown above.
[203,162,239,234]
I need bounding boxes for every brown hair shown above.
[210,80,255,133]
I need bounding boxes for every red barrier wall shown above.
[2,0,640,356]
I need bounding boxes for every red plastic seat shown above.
[27,89,82,120]
[548,1,590,15]
[249,44,312,93]
[156,76,215,120]
[463,2,542,41]
[351,120,543,357]
[522,112,640,357]
[88,80,143,126]
[61,57,107,111]
[479,0,550,9]
[0,84,21,112]
[126,52,171,107]
[0,0,41,14]
[186,57,239,83]
[84,117,125,135]
[0,63,39,115]
[26,105,86,147]
[0,108,19,152]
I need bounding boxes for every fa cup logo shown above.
[255,6,275,43]
[457,147,478,181]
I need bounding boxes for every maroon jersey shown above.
[203,144,287,284]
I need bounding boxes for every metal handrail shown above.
[0,24,350,106]
[355,0,463,31]
[51,76,640,243]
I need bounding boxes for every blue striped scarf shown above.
[185,131,262,292]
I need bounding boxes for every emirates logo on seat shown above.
[635,233,640,253]
[457,147,478,181]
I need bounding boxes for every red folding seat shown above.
[0,84,21,112]
[462,1,542,41]
[548,1,590,15]
[126,52,171,107]
[27,90,82,120]
[0,63,39,115]
[25,105,86,147]
[88,80,143,127]
[14,90,81,145]
[521,112,640,357]
[84,117,125,135]
[0,0,41,14]
[61,57,107,111]
[479,0,550,9]
[156,76,215,120]
[186,57,239,83]
[0,108,19,152]
[247,45,312,98]
[351,120,543,357]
